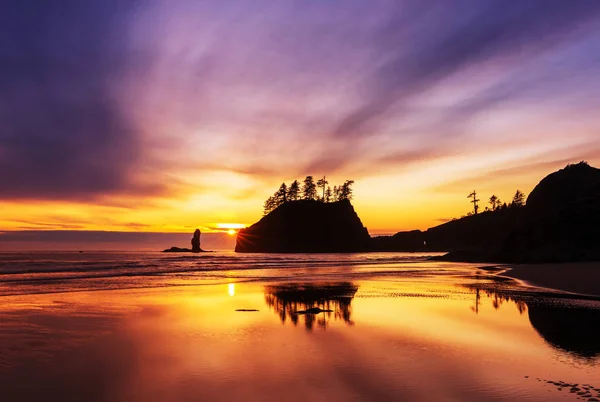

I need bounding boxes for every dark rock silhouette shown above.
[295,307,333,314]
[264,282,358,331]
[372,207,525,257]
[499,162,600,263]
[163,246,193,253]
[370,229,427,251]
[163,229,205,252]
[191,229,201,252]
[526,161,600,215]
[374,162,600,263]
[235,199,370,253]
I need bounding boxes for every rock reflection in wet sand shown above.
[467,283,600,361]
[264,282,358,331]
[1,280,599,402]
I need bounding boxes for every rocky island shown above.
[163,229,206,252]
[234,164,600,262]
[235,199,371,253]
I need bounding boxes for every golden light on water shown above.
[2,275,599,401]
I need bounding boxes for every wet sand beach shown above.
[1,252,599,402]
[504,262,600,297]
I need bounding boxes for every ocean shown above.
[0,251,451,296]
[1,252,599,402]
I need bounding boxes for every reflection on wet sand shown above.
[264,282,358,331]
[528,304,600,360]
[467,283,600,361]
[469,286,528,315]
[1,279,600,402]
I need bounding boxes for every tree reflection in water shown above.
[467,282,600,361]
[264,282,358,331]
[469,286,528,315]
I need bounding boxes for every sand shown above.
[504,262,600,297]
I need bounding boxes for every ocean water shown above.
[1,252,599,402]
[0,251,456,296]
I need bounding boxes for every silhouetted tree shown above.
[288,180,300,201]
[287,180,300,201]
[263,183,289,215]
[338,180,355,201]
[468,190,480,215]
[333,185,340,201]
[566,160,589,169]
[316,176,328,201]
[489,194,498,211]
[511,189,525,207]
[264,177,356,210]
[302,176,317,200]
[324,186,332,203]
[276,183,288,204]
[263,196,276,215]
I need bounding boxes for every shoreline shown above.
[502,262,600,297]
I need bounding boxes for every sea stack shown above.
[163,228,205,252]
[191,229,201,252]
[235,199,371,253]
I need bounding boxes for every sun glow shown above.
[227,229,236,236]
[215,223,246,230]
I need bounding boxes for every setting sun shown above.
[227,229,236,236]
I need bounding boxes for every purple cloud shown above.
[1,0,600,203]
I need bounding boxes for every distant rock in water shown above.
[163,229,205,253]
[163,246,193,253]
[235,199,370,253]
[371,230,426,251]
[191,229,202,252]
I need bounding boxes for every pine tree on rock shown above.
[287,180,300,201]
[325,186,332,203]
[316,176,328,201]
[302,176,317,200]
[511,190,526,207]
[276,183,288,205]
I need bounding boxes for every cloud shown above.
[433,145,600,195]
[4,220,87,230]
[0,1,156,201]
[331,0,600,136]
[2,0,600,204]
[296,1,600,174]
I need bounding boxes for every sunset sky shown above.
[1,0,600,236]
